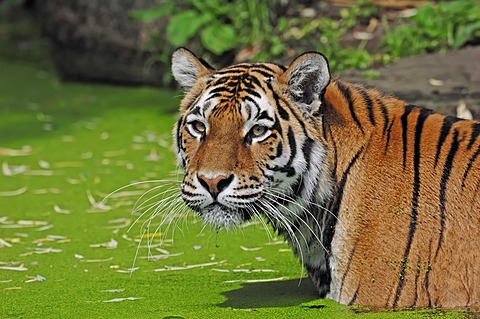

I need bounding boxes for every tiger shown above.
[170,47,480,309]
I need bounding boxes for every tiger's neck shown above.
[321,79,408,184]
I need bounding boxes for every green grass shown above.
[0,61,472,319]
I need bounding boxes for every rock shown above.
[38,0,166,86]
[342,46,480,118]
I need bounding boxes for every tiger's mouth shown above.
[198,203,252,230]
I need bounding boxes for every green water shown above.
[0,61,469,319]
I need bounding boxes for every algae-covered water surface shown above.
[0,61,470,319]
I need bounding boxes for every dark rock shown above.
[38,0,166,86]
[342,46,480,118]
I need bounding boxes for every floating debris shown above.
[212,268,275,273]
[145,148,160,161]
[139,252,183,260]
[90,239,118,249]
[102,297,142,303]
[38,160,51,169]
[2,162,27,176]
[25,275,46,283]
[0,186,28,197]
[104,218,131,230]
[115,267,139,273]
[102,149,126,158]
[263,240,286,246]
[99,288,125,293]
[100,132,109,140]
[224,277,287,284]
[34,188,61,195]
[53,205,71,214]
[36,224,54,232]
[23,170,55,176]
[0,146,31,156]
[0,265,28,271]
[79,257,114,263]
[87,190,111,212]
[20,247,62,256]
[0,218,49,229]
[61,135,75,142]
[80,152,93,160]
[66,178,82,185]
[240,245,262,252]
[154,260,226,272]
[74,254,84,259]
[54,161,84,168]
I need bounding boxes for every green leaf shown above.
[129,4,174,22]
[200,23,237,55]
[166,10,211,46]
[453,22,480,48]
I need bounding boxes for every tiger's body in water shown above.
[170,48,480,308]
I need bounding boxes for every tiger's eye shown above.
[191,121,206,134]
[251,125,267,137]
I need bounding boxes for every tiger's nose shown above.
[197,174,234,199]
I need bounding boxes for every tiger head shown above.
[171,48,333,230]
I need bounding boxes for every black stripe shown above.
[400,105,415,170]
[330,145,365,225]
[336,81,364,133]
[272,115,283,136]
[176,117,184,152]
[357,86,376,126]
[393,107,432,308]
[425,260,432,307]
[378,98,389,136]
[214,68,246,76]
[266,81,289,121]
[251,69,275,78]
[230,193,261,200]
[243,88,262,99]
[436,129,460,257]
[189,106,201,116]
[338,240,359,300]
[250,63,278,73]
[462,144,480,188]
[258,110,274,122]
[411,257,421,308]
[348,285,360,306]
[209,76,230,87]
[209,86,235,95]
[302,138,314,164]
[285,127,297,167]
[323,145,365,297]
[384,118,395,155]
[435,117,460,168]
[468,123,480,149]
[243,96,259,120]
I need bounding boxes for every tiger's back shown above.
[323,80,480,307]
[171,48,480,308]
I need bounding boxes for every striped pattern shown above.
[172,49,480,308]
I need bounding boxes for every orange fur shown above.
[172,48,480,308]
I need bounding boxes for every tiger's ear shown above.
[280,52,330,109]
[171,48,214,92]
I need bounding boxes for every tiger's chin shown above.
[199,204,251,231]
